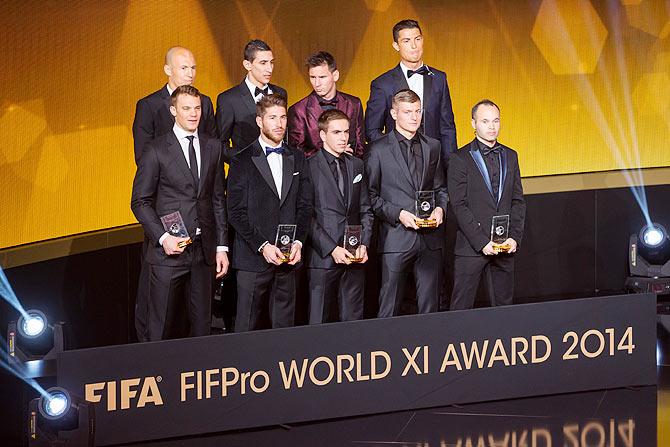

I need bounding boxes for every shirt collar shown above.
[245,76,268,97]
[173,123,198,141]
[166,83,174,96]
[258,135,282,150]
[399,61,425,78]
[475,138,499,153]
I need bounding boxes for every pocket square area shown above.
[353,173,362,183]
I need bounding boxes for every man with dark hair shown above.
[131,85,229,341]
[131,47,217,341]
[365,19,457,166]
[366,89,448,318]
[216,40,288,159]
[304,109,373,323]
[227,94,312,331]
[448,100,525,310]
[288,51,365,158]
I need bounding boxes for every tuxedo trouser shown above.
[450,253,515,310]
[235,266,296,332]
[146,238,213,341]
[378,236,443,318]
[307,265,365,324]
[135,239,150,342]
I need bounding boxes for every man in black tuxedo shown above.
[305,110,373,323]
[131,86,229,341]
[131,47,217,341]
[216,40,288,159]
[227,94,312,332]
[133,46,216,164]
[366,89,448,318]
[448,100,525,310]
[365,19,457,164]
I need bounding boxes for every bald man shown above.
[132,47,217,342]
[133,46,217,163]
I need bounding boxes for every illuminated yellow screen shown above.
[1,0,669,248]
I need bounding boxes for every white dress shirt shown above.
[259,136,283,196]
[399,61,425,106]
[245,76,273,103]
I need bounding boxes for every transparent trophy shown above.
[275,224,297,263]
[160,211,192,249]
[490,214,511,254]
[415,190,437,228]
[343,225,363,263]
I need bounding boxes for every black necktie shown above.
[185,136,199,192]
[403,139,421,189]
[334,158,345,197]
[407,65,430,78]
[254,86,269,97]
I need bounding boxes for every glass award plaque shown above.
[160,211,192,249]
[490,214,511,254]
[275,224,297,263]
[343,225,363,263]
[414,191,437,228]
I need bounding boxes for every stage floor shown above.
[124,310,670,447]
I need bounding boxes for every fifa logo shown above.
[85,376,164,411]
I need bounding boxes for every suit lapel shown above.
[159,87,174,127]
[251,143,280,200]
[422,68,433,114]
[468,140,495,200]
[418,135,431,190]
[499,146,508,203]
[238,80,257,117]
[388,134,414,190]
[306,93,322,126]
[167,132,196,190]
[279,149,294,207]
[317,150,345,209]
[392,65,410,93]
[197,135,211,197]
[345,155,354,213]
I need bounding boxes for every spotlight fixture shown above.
[7,309,64,364]
[18,310,48,339]
[29,387,95,446]
[625,222,670,295]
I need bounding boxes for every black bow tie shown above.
[254,86,269,97]
[407,65,430,78]
[319,97,337,108]
[480,145,501,156]
[265,145,285,156]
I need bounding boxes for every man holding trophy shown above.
[304,110,373,323]
[227,94,313,331]
[366,89,448,318]
[448,99,526,310]
[131,85,229,341]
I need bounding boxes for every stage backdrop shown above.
[2,0,669,248]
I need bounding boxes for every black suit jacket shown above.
[131,132,228,266]
[366,132,448,253]
[365,64,457,164]
[448,139,526,257]
[216,80,288,160]
[304,150,373,269]
[227,141,313,272]
[132,86,216,164]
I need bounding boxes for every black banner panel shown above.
[57,293,657,445]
